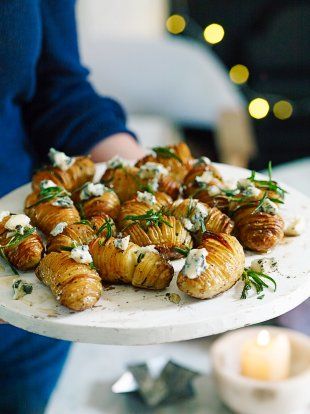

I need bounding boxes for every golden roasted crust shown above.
[169,199,234,236]
[35,252,102,311]
[177,231,245,299]
[32,156,95,192]
[0,216,44,270]
[89,237,174,289]
[46,215,116,253]
[101,166,142,202]
[77,190,120,220]
[24,192,80,235]
[232,206,284,252]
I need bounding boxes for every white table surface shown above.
[46,158,310,414]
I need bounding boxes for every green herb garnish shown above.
[137,252,145,263]
[152,146,183,164]
[0,227,36,250]
[173,246,190,257]
[97,219,113,239]
[247,161,287,199]
[28,186,71,208]
[124,209,173,229]
[76,219,93,227]
[241,268,277,299]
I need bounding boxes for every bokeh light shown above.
[229,64,249,84]
[203,23,225,44]
[273,100,293,120]
[248,98,270,119]
[166,15,186,35]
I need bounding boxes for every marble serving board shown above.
[0,163,309,345]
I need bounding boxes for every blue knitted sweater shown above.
[0,0,134,196]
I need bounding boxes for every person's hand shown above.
[90,133,146,162]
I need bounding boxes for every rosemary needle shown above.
[241,268,277,299]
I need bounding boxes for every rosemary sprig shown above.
[97,219,113,239]
[247,161,287,199]
[0,227,36,250]
[28,186,70,208]
[152,146,183,164]
[76,202,86,219]
[173,246,190,257]
[124,209,173,228]
[137,252,145,263]
[241,268,277,299]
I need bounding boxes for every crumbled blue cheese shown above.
[106,155,129,169]
[195,156,211,166]
[195,171,213,185]
[237,178,260,197]
[182,218,194,231]
[80,183,108,200]
[52,196,73,207]
[208,185,222,196]
[5,214,31,234]
[190,201,209,231]
[181,248,208,279]
[40,179,57,190]
[282,214,305,236]
[48,148,74,171]
[138,162,169,179]
[70,245,93,264]
[260,198,278,214]
[137,191,156,206]
[50,222,68,236]
[114,235,130,251]
[12,279,33,300]
[250,257,278,274]
[0,211,10,223]
[136,245,159,255]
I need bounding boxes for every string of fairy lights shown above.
[165,14,299,121]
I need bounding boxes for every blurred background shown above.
[46,1,309,413]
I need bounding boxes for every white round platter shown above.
[0,163,309,345]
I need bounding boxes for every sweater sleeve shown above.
[23,0,135,160]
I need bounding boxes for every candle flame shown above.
[256,329,271,346]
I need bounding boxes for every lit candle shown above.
[241,329,291,381]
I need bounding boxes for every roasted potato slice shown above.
[101,166,143,202]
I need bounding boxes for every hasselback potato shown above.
[232,204,284,252]
[89,236,174,290]
[136,142,193,182]
[183,163,228,211]
[36,251,102,311]
[0,213,44,270]
[32,149,95,193]
[118,201,193,259]
[177,231,244,299]
[73,182,121,220]
[101,166,142,202]
[47,215,116,253]
[169,198,234,237]
[25,187,80,235]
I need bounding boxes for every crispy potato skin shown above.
[24,192,80,236]
[169,199,234,236]
[35,252,102,311]
[32,156,95,192]
[47,215,116,253]
[118,200,193,259]
[232,206,284,252]
[101,166,142,203]
[177,231,245,299]
[89,237,174,290]
[75,190,120,220]
[0,216,44,270]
